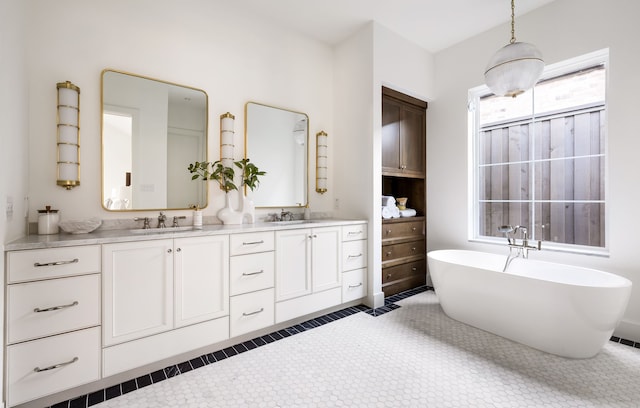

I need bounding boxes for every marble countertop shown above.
[5,219,368,251]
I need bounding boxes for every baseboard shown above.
[613,319,640,343]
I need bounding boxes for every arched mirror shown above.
[101,69,208,211]
[245,102,308,208]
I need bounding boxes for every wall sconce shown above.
[57,81,80,190]
[315,131,328,194]
[220,112,235,167]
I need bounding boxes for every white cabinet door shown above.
[311,226,342,292]
[275,229,311,301]
[174,235,229,328]
[103,240,174,346]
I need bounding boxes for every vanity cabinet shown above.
[275,226,342,322]
[229,231,275,338]
[5,246,101,407]
[102,236,229,377]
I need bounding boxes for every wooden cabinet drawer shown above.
[7,274,100,344]
[382,220,424,241]
[230,231,275,256]
[230,288,275,338]
[382,259,426,284]
[6,327,101,407]
[342,240,367,271]
[342,224,367,241]
[230,251,275,296]
[7,245,100,283]
[382,240,425,262]
[342,268,366,302]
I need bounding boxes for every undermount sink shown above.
[269,220,307,225]
[130,226,196,234]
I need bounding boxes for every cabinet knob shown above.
[386,251,392,256]
[387,273,392,279]
[176,248,181,252]
[412,227,417,232]
[386,229,392,235]
[167,249,172,253]
[412,267,417,271]
[411,247,416,252]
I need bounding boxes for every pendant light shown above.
[484,0,544,97]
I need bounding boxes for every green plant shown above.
[188,160,238,192]
[188,158,266,192]
[237,158,266,191]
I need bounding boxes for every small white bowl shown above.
[59,217,102,234]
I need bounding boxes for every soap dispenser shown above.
[193,205,203,229]
[303,204,311,220]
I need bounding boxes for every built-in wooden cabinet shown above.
[381,86,427,297]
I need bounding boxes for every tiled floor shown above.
[61,289,640,407]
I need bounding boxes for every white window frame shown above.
[468,48,609,256]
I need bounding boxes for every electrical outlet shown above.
[6,195,14,220]
[334,198,340,210]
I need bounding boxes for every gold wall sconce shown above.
[57,81,80,189]
[316,131,328,194]
[220,112,235,167]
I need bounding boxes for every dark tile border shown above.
[47,285,638,408]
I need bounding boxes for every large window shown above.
[469,49,608,253]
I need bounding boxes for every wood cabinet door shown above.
[174,235,229,328]
[275,229,312,301]
[400,103,426,177]
[382,96,402,174]
[103,240,174,346]
[311,226,342,292]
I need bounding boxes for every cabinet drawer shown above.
[7,245,101,283]
[382,240,424,262]
[342,240,367,271]
[6,327,101,407]
[230,231,275,256]
[342,268,366,302]
[382,259,426,284]
[230,251,275,296]
[230,288,275,338]
[7,274,101,344]
[342,224,367,241]
[382,220,424,241]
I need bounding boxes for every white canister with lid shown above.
[38,206,60,235]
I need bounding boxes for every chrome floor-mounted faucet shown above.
[498,225,541,272]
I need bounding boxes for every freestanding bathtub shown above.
[427,249,632,358]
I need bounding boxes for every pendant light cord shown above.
[510,0,516,44]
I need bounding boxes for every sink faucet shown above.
[498,225,541,271]
[280,209,294,221]
[134,217,151,229]
[157,212,167,228]
[172,215,186,227]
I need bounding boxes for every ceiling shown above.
[230,0,557,53]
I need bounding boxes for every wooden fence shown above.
[479,106,605,247]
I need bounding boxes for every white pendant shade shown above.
[485,41,544,97]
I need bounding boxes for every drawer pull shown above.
[347,231,362,235]
[34,258,79,267]
[412,227,417,232]
[348,253,363,259]
[34,356,79,373]
[242,240,264,245]
[386,229,392,235]
[348,283,363,289]
[242,269,265,276]
[386,251,392,256]
[34,301,79,313]
[412,267,417,271]
[242,307,264,317]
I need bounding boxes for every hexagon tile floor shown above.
[72,290,640,407]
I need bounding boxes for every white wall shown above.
[1,0,30,403]
[24,0,334,222]
[429,0,640,341]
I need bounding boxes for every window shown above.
[469,49,608,253]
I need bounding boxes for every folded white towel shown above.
[382,206,401,219]
[399,208,417,218]
[382,196,396,207]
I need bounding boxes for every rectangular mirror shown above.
[245,102,308,208]
[101,69,208,211]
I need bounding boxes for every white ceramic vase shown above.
[217,193,244,225]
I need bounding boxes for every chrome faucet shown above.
[280,209,294,221]
[157,212,167,228]
[172,215,186,227]
[134,217,151,229]
[498,225,541,272]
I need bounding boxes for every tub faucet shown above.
[499,225,541,271]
